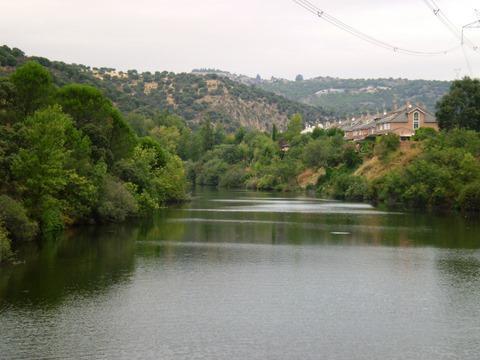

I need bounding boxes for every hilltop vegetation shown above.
[257,76,451,117]
[0,45,329,131]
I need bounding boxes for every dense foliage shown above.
[0,45,329,132]
[0,61,186,261]
[174,113,480,214]
[436,77,480,131]
[2,46,480,263]
[258,76,450,117]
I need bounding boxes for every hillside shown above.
[256,76,451,117]
[0,45,330,131]
[194,69,452,117]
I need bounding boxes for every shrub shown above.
[38,196,65,234]
[342,143,362,169]
[154,155,187,203]
[257,174,278,190]
[344,176,369,201]
[219,166,248,188]
[329,174,368,201]
[0,195,38,242]
[303,137,343,168]
[195,158,228,186]
[372,171,407,206]
[458,182,480,212]
[374,133,400,160]
[412,127,437,141]
[97,176,139,222]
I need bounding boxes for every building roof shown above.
[376,104,436,124]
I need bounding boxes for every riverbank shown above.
[187,127,480,216]
[0,62,187,263]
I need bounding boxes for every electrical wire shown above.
[293,0,460,57]
[421,0,478,76]
[421,0,479,52]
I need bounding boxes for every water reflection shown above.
[1,190,480,359]
[0,224,137,308]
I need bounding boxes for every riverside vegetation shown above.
[0,61,187,262]
[2,54,480,262]
[127,77,480,216]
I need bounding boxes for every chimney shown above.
[406,101,412,109]
[393,99,398,111]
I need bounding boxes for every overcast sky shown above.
[1,0,479,80]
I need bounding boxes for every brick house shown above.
[344,103,438,141]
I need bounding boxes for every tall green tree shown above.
[10,61,54,116]
[57,84,136,163]
[285,113,303,141]
[199,118,215,152]
[436,77,480,131]
[11,106,93,231]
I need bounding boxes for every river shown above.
[1,190,480,359]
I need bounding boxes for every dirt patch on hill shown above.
[355,141,422,180]
[297,168,325,189]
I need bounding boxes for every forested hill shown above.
[256,76,451,117]
[192,69,451,117]
[0,46,330,131]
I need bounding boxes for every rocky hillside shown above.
[191,69,451,118]
[0,45,330,131]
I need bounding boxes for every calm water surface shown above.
[1,190,480,359]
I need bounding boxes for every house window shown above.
[413,112,420,130]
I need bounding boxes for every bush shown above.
[257,174,278,190]
[303,137,343,168]
[219,166,248,188]
[38,196,65,234]
[0,195,38,242]
[375,134,400,160]
[458,182,480,212]
[97,176,139,222]
[328,174,368,201]
[412,127,437,141]
[195,158,228,186]
[372,171,407,206]
[342,143,362,169]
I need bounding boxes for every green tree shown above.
[199,118,215,152]
[11,106,89,232]
[10,61,54,116]
[57,84,136,163]
[285,113,303,141]
[149,126,181,153]
[436,77,480,131]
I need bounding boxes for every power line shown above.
[421,0,479,51]
[421,0,479,76]
[293,0,460,57]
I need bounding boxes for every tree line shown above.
[0,62,186,262]
[1,58,480,263]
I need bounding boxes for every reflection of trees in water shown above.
[2,200,480,308]
[0,223,138,308]
[144,208,480,250]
